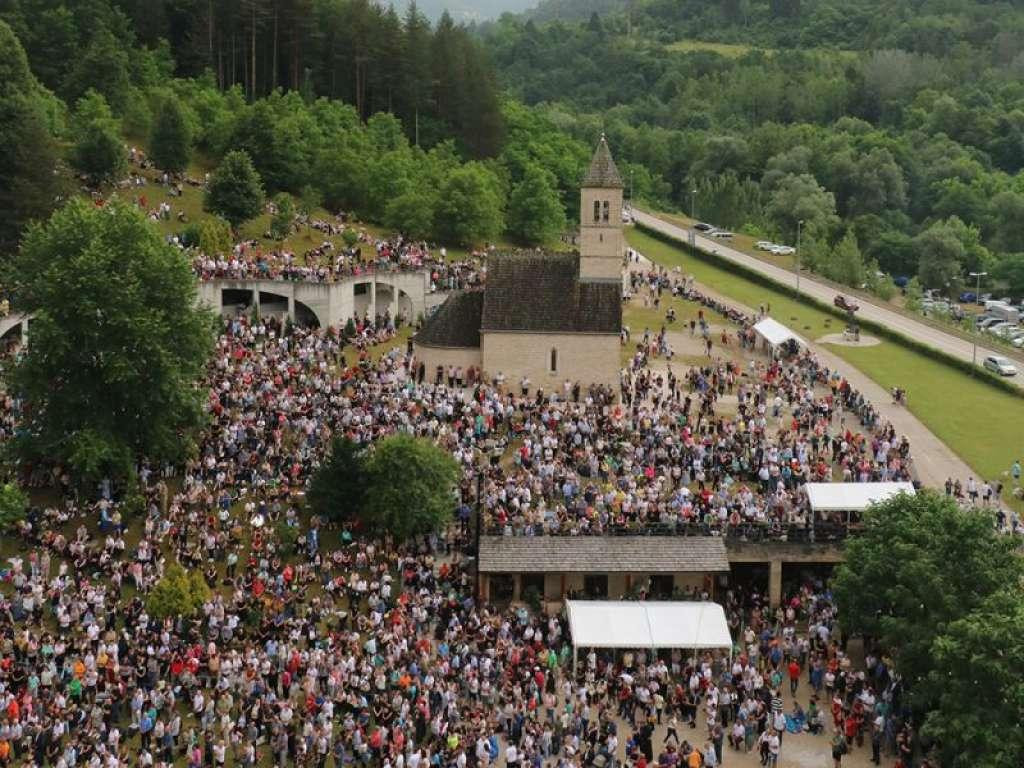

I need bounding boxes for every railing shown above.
[481,520,854,543]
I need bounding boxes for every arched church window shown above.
[593,200,600,222]
[549,348,558,373]
[602,201,610,222]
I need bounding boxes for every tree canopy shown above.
[149,93,193,173]
[307,437,369,523]
[833,491,1024,726]
[204,150,265,229]
[361,434,459,540]
[4,198,215,482]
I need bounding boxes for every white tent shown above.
[805,482,915,513]
[752,317,804,353]
[566,601,733,667]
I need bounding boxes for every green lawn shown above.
[627,228,1024,495]
[665,40,760,57]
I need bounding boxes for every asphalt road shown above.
[632,208,1024,390]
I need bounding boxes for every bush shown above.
[0,482,28,530]
[147,562,211,620]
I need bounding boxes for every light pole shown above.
[689,188,697,249]
[795,219,804,294]
[969,271,987,369]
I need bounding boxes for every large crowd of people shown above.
[0,299,926,767]
[0,168,998,766]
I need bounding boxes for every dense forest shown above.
[485,0,1024,296]
[0,0,610,251]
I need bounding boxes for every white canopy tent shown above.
[565,601,733,668]
[805,482,915,513]
[752,317,805,355]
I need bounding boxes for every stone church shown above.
[413,136,625,394]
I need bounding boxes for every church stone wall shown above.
[414,344,482,383]
[481,332,619,394]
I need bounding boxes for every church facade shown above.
[414,137,625,395]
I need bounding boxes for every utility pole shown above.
[795,219,804,294]
[969,271,987,371]
[689,188,697,249]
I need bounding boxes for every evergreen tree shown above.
[62,27,131,113]
[69,90,127,186]
[204,150,265,229]
[0,20,63,255]
[270,192,295,239]
[149,93,193,174]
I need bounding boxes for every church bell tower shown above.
[579,134,625,283]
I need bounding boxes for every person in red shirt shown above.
[787,658,801,696]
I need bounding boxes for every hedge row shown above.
[635,221,1024,399]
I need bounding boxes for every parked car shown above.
[709,230,733,239]
[983,355,1018,376]
[771,245,795,255]
[694,222,714,232]
[834,294,859,312]
[978,292,992,305]
[893,276,910,288]
[959,291,977,303]
[755,240,774,250]
[986,322,1014,335]
[977,315,1002,329]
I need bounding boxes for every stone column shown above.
[287,292,296,323]
[512,575,521,602]
[20,317,28,347]
[769,559,783,608]
[391,286,399,323]
[252,288,260,318]
[369,280,377,321]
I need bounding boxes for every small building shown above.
[478,535,730,605]
[414,136,625,394]
[752,317,804,357]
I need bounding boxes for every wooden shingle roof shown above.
[480,252,621,334]
[479,536,730,573]
[582,135,624,189]
[414,291,483,348]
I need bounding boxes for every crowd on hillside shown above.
[190,238,482,293]
[0,302,927,767]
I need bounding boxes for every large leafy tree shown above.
[204,150,265,229]
[833,491,1023,711]
[507,164,566,245]
[5,198,215,482]
[149,93,193,174]
[925,588,1024,768]
[434,162,505,246]
[69,90,127,186]
[361,434,459,540]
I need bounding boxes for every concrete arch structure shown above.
[196,271,431,328]
[0,313,29,346]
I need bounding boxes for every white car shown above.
[987,322,1014,335]
[773,245,795,255]
[983,355,1018,376]
[755,240,774,250]
[709,230,734,238]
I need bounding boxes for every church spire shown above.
[582,134,624,188]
